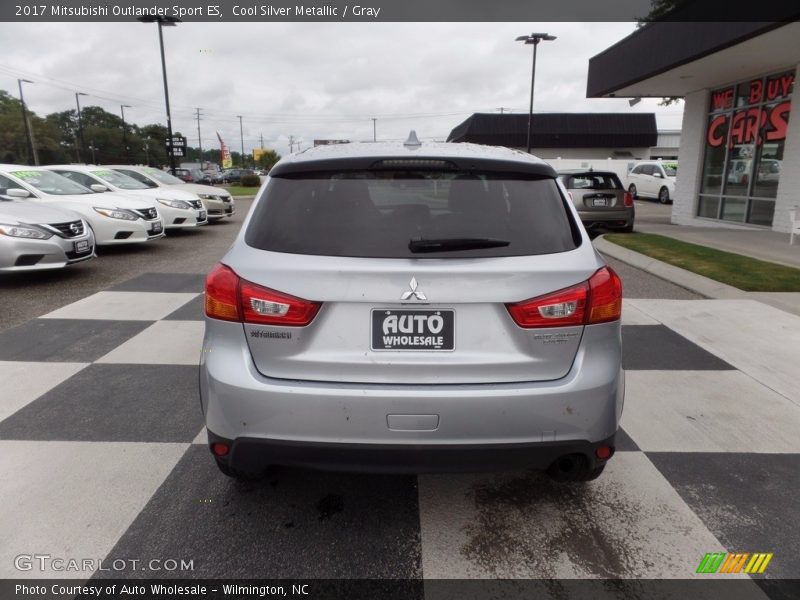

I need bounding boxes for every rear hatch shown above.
[563,172,626,212]
[215,162,611,385]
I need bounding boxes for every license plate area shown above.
[150,221,163,234]
[199,210,207,220]
[73,239,90,254]
[371,309,454,351]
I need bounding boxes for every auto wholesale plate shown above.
[371,309,454,351]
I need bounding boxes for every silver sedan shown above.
[0,194,95,272]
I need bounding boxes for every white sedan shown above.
[0,194,95,271]
[0,165,165,246]
[47,165,208,230]
[106,165,235,221]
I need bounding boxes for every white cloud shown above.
[0,21,682,158]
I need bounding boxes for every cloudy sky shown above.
[0,22,683,158]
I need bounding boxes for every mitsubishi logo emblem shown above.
[401,277,427,301]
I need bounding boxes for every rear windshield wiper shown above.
[408,237,510,253]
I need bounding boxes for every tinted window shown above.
[9,170,92,195]
[641,165,655,176]
[53,170,100,190]
[564,173,622,190]
[246,170,578,258]
[115,169,158,187]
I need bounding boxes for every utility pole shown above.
[288,135,295,153]
[18,79,37,166]
[260,132,264,148]
[75,92,88,163]
[372,118,377,142]
[497,107,511,114]
[237,115,245,168]
[120,104,131,163]
[195,107,203,166]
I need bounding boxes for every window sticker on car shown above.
[10,171,39,179]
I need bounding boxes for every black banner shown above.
[2,579,799,600]
[2,0,800,22]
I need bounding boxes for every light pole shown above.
[372,117,377,142]
[515,32,556,154]
[17,79,37,166]
[138,14,181,174]
[75,92,88,162]
[237,115,245,168]
[120,104,131,163]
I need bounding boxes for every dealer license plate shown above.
[74,239,90,254]
[150,221,163,234]
[199,211,207,221]
[371,309,454,351]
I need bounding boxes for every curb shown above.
[594,235,748,300]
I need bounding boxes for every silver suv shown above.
[200,136,624,482]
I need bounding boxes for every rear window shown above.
[245,170,579,258]
[563,173,622,190]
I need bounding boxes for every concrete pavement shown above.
[596,204,800,316]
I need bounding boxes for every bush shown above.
[240,174,261,187]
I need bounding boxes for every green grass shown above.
[605,233,800,292]
[223,185,260,196]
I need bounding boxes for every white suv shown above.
[626,161,677,204]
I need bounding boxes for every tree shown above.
[0,91,70,164]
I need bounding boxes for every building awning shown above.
[447,113,658,148]
[587,21,800,99]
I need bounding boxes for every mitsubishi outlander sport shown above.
[200,135,624,482]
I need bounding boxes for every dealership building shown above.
[587,21,799,233]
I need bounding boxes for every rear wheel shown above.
[215,458,263,480]
[547,455,606,482]
[628,184,638,199]
[621,223,634,233]
[658,186,670,204]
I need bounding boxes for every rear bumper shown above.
[578,208,634,229]
[209,430,617,474]
[200,319,624,473]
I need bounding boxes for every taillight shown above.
[240,280,321,326]
[506,282,588,328]
[205,264,240,322]
[587,266,622,324]
[623,191,633,207]
[205,263,321,326]
[505,266,622,328]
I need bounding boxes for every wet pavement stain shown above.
[460,470,676,578]
[316,493,344,521]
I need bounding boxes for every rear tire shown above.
[215,459,263,480]
[628,184,638,199]
[658,186,670,204]
[621,223,634,233]
[547,455,606,482]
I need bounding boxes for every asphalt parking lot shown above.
[1,197,798,590]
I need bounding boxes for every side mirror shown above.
[653,171,663,178]
[6,188,31,198]
[90,184,109,193]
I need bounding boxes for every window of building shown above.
[697,69,793,226]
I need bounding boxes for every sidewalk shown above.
[594,222,800,317]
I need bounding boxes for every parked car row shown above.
[0,163,238,273]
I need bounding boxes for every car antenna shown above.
[403,130,422,148]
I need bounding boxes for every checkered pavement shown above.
[1,272,798,584]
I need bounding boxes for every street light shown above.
[237,115,245,168]
[75,92,88,163]
[17,79,37,166]
[120,104,132,163]
[137,14,181,174]
[515,32,556,154]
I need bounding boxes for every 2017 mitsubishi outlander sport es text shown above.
[200,135,624,482]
